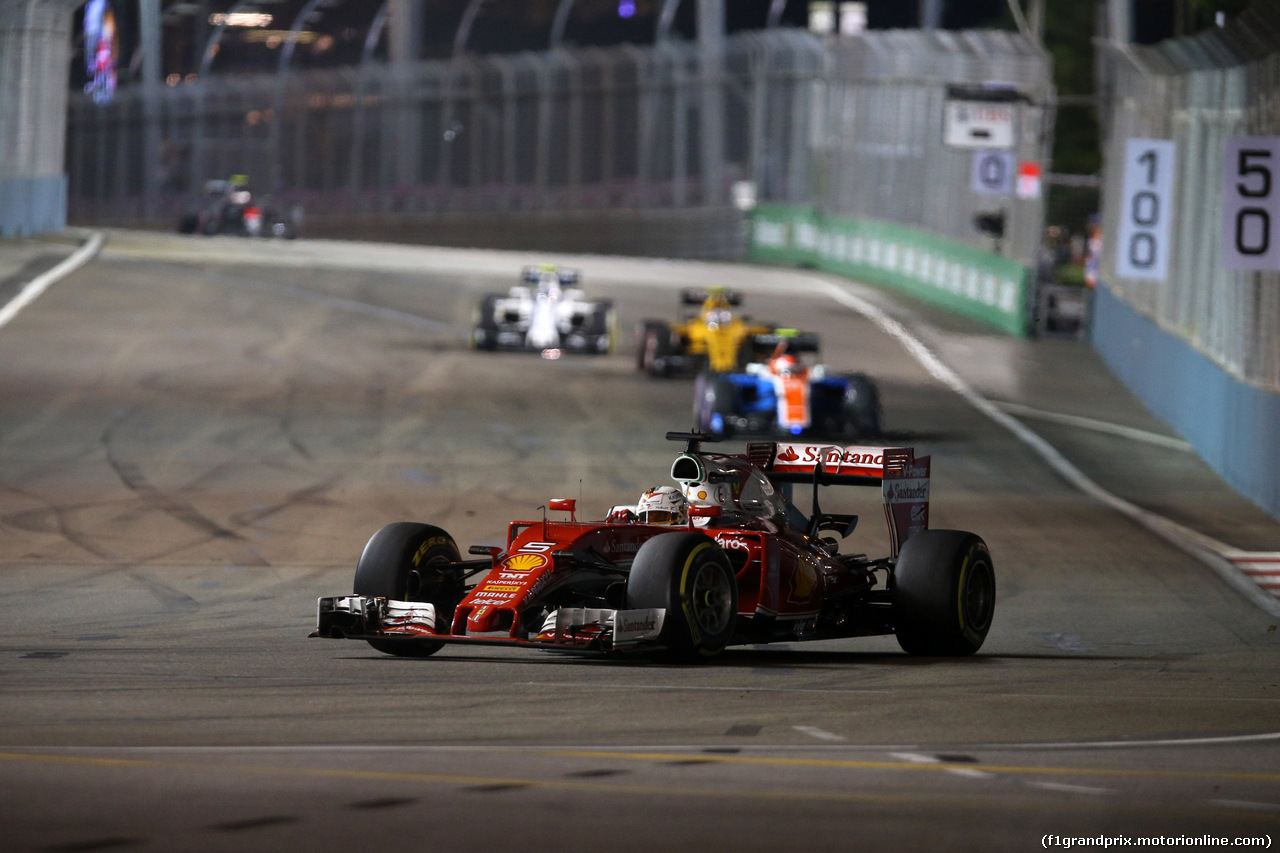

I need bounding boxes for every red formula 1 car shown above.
[313,432,995,659]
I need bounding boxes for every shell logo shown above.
[503,553,548,573]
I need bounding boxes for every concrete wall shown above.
[1093,283,1280,521]
[0,1,75,236]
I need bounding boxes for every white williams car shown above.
[472,265,617,356]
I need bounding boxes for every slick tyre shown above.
[841,373,882,438]
[472,296,499,350]
[588,302,617,354]
[627,532,737,659]
[693,373,736,437]
[353,522,463,657]
[891,530,995,656]
[637,321,673,377]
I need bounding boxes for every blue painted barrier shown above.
[1092,283,1280,522]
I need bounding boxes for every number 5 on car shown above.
[1222,136,1280,271]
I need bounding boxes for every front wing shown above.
[313,595,666,653]
[483,327,607,353]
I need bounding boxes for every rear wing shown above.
[522,265,580,284]
[681,288,742,306]
[750,441,889,486]
[749,441,930,555]
[750,330,821,355]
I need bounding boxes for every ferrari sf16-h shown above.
[313,432,995,661]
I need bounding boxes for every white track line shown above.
[888,752,994,779]
[0,231,104,330]
[1028,781,1111,795]
[992,400,1193,452]
[808,277,1280,620]
[793,726,846,742]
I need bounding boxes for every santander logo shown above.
[774,443,885,470]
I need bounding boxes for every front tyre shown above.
[353,522,463,657]
[891,530,995,656]
[626,532,737,659]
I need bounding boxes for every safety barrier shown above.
[1094,0,1280,519]
[751,203,1031,336]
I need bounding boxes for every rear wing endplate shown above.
[751,441,931,554]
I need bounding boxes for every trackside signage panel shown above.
[972,149,1015,196]
[1115,138,1176,281]
[1221,135,1280,271]
[944,100,1015,149]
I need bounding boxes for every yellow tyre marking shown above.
[679,541,715,649]
[413,536,453,567]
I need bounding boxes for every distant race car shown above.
[177,175,298,239]
[637,287,814,377]
[313,432,996,661]
[472,265,617,355]
[694,339,882,439]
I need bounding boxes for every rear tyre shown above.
[840,373,882,438]
[637,320,673,377]
[693,373,736,437]
[353,522,463,657]
[472,296,499,351]
[891,530,995,656]
[627,532,737,659]
[587,302,617,354]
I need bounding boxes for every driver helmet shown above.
[636,485,688,525]
[705,308,732,329]
[771,352,801,376]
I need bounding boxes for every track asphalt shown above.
[2,229,1276,616]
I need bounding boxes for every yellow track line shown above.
[4,748,1280,785]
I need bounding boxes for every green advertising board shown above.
[751,204,1031,337]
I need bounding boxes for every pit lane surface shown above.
[1,231,1277,851]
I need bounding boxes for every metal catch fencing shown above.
[67,29,825,227]
[1097,3,1280,392]
[66,26,1053,265]
[812,29,1054,267]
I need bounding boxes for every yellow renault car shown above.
[637,288,808,377]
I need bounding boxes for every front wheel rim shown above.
[961,559,995,634]
[689,560,734,635]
